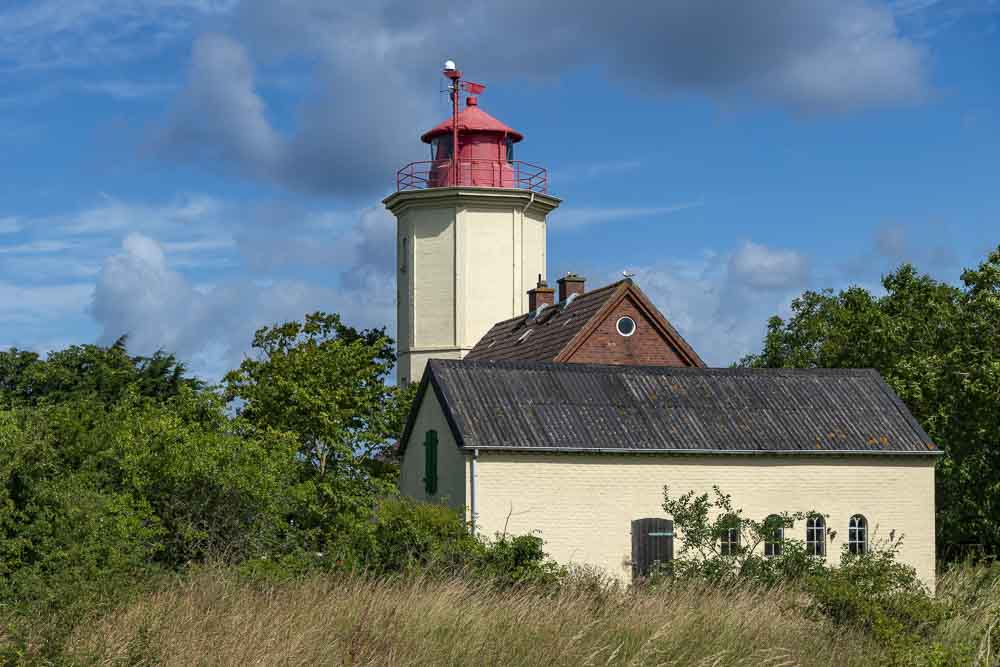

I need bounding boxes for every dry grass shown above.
[934,563,1000,665]
[66,570,883,667]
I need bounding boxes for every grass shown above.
[3,562,998,665]
[64,570,882,667]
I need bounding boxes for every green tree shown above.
[223,312,415,548]
[662,485,821,585]
[0,336,202,409]
[741,247,1000,558]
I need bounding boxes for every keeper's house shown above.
[399,359,940,588]
[387,66,939,589]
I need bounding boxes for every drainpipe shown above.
[470,448,479,535]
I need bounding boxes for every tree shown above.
[662,485,821,585]
[0,336,202,409]
[741,247,1000,558]
[223,312,415,546]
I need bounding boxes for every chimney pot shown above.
[527,275,555,311]
[557,273,586,302]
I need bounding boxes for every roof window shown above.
[616,316,636,337]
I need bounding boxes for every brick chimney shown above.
[527,275,555,311]
[557,273,586,302]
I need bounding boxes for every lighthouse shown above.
[384,62,561,385]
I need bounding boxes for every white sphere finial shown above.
[444,59,456,71]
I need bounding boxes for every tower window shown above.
[431,135,453,160]
[616,316,636,337]
[506,136,515,162]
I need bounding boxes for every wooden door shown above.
[631,518,674,579]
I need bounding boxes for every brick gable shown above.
[565,294,688,366]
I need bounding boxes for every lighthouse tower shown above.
[384,62,561,384]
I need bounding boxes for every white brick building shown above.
[399,360,939,589]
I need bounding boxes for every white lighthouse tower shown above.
[384,62,561,385]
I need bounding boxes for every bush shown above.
[804,539,944,647]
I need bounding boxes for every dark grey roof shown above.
[404,360,939,456]
[465,280,623,362]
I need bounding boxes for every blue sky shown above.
[1,0,998,380]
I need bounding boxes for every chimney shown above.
[527,275,555,311]
[557,273,586,302]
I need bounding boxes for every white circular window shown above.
[616,316,636,337]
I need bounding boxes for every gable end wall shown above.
[399,389,468,513]
[567,295,690,366]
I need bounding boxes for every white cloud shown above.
[0,280,94,325]
[0,217,22,233]
[147,1,931,196]
[728,241,810,290]
[0,240,75,254]
[0,0,238,70]
[89,205,397,379]
[631,241,812,365]
[551,202,704,230]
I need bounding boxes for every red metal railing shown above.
[396,159,548,193]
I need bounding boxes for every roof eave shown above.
[460,445,943,456]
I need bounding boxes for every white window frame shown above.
[616,316,636,337]
[848,514,868,555]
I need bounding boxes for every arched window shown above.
[764,514,784,557]
[720,516,740,556]
[806,515,826,557]
[848,515,868,555]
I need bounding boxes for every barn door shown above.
[631,518,674,579]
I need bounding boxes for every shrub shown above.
[804,538,944,647]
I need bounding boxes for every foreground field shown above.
[64,571,880,666]
[4,563,998,665]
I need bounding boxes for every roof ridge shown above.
[440,358,882,375]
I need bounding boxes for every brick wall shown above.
[473,451,937,590]
[567,295,690,366]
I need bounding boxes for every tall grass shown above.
[66,569,881,667]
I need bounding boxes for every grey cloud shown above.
[156,1,930,196]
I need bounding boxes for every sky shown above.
[1,0,998,381]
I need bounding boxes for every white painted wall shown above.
[385,188,560,385]
[472,452,937,590]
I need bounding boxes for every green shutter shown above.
[423,430,438,495]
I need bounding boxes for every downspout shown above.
[470,448,479,535]
[519,192,535,312]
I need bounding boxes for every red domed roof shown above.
[420,103,524,143]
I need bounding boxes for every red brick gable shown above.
[465,279,704,367]
[561,293,689,366]
[554,283,703,367]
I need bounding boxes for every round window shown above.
[616,316,636,337]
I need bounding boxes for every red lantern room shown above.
[396,61,548,193]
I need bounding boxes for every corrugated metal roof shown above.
[408,360,939,456]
